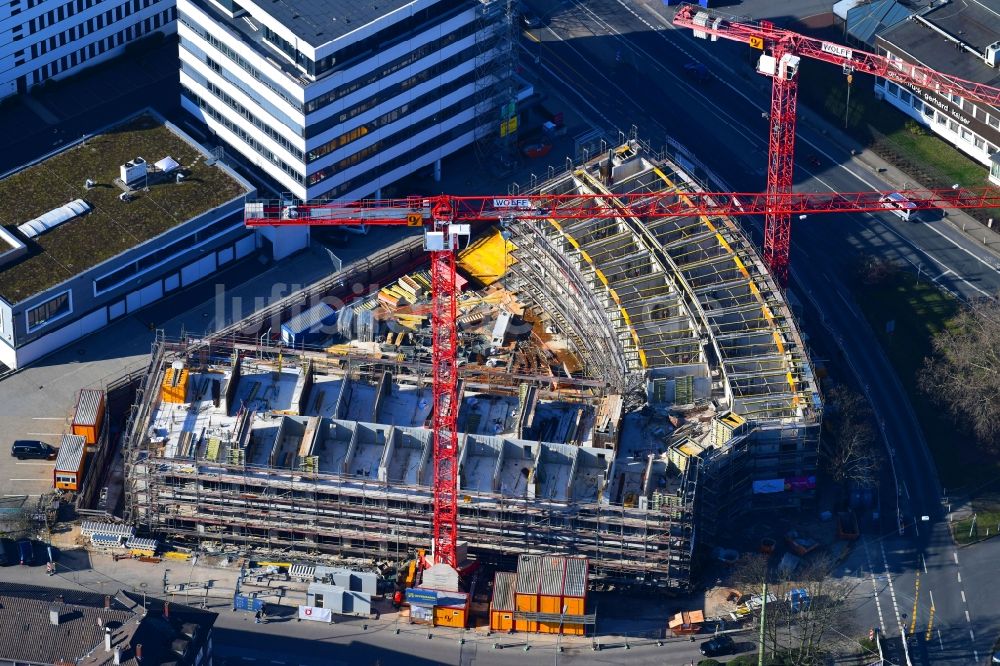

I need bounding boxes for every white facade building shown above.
[874,0,1000,184]
[0,0,177,100]
[176,0,517,206]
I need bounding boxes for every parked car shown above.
[700,634,736,657]
[10,440,56,460]
[0,539,16,566]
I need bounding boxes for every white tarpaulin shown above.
[298,605,333,622]
[752,478,785,494]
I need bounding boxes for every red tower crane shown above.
[245,186,1000,569]
[672,4,1000,284]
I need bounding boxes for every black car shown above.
[10,440,56,460]
[700,634,736,657]
[0,538,16,566]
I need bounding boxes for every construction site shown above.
[121,139,822,593]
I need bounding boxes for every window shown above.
[988,114,1000,130]
[26,291,72,331]
[900,90,912,105]
[949,93,964,109]
[885,81,900,97]
[960,128,972,142]
[935,112,946,125]
[948,120,958,132]
[974,136,985,149]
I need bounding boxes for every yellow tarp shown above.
[457,230,516,286]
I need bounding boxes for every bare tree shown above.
[919,297,1000,451]
[730,554,860,665]
[856,254,898,286]
[821,386,881,485]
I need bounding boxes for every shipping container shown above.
[53,434,87,491]
[490,571,517,632]
[514,592,538,633]
[433,605,467,628]
[71,389,106,444]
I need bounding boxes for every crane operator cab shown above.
[879,192,920,222]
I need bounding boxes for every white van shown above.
[879,192,920,222]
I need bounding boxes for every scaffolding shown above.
[473,0,519,170]
[121,140,822,595]
[125,339,695,589]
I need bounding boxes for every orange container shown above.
[71,389,105,445]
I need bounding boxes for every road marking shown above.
[880,541,906,639]
[931,269,954,284]
[965,610,971,623]
[954,552,959,565]
[937,629,943,650]
[902,480,910,499]
[7,478,46,482]
[970,629,975,641]
[975,650,980,662]
[961,589,966,603]
[643,7,999,300]
[921,553,928,574]
[32,417,65,420]
[26,432,63,437]
[15,462,53,465]
[527,38,614,130]
[864,539,887,634]
[957,571,962,583]
[929,589,935,608]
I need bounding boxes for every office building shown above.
[177,0,524,206]
[0,110,254,371]
[0,0,176,100]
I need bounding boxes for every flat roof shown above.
[878,0,1000,88]
[0,113,249,304]
[263,0,419,48]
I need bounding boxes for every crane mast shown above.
[672,3,1000,284]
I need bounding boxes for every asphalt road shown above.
[522,0,1000,663]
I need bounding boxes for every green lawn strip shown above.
[850,271,1000,490]
[952,505,1000,546]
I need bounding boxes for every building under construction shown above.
[123,141,821,591]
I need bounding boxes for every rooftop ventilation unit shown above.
[986,41,1000,67]
[120,157,147,186]
[17,199,92,239]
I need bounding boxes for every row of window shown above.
[257,0,469,80]
[182,85,302,182]
[304,19,481,115]
[26,291,72,332]
[178,11,302,113]
[31,6,172,61]
[304,43,490,142]
[31,9,172,84]
[947,92,1000,130]
[306,93,478,188]
[315,116,479,201]
[183,61,304,160]
[306,68,479,163]
[27,0,159,36]
[94,214,242,294]
[884,81,998,156]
